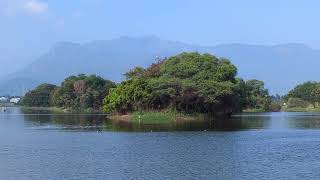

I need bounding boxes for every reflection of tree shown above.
[231,114,270,130]
[23,113,108,131]
[102,114,267,132]
[290,115,320,129]
[22,107,273,132]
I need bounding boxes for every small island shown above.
[283,81,320,112]
[21,52,275,124]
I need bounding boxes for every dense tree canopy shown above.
[286,81,320,107]
[22,83,57,107]
[23,74,116,112]
[242,79,271,110]
[104,52,246,115]
[24,52,273,115]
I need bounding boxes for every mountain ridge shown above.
[1,36,319,95]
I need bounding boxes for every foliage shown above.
[104,52,245,116]
[22,84,57,107]
[287,81,320,107]
[268,101,282,112]
[244,80,269,108]
[238,79,272,111]
[24,52,273,115]
[24,74,116,112]
[287,98,309,108]
[103,78,151,113]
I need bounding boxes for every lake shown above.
[1,107,320,179]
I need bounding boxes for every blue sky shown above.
[1,0,320,75]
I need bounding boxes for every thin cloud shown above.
[0,0,48,16]
[25,0,48,14]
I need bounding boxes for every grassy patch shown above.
[131,111,177,124]
[20,106,66,114]
[110,111,202,125]
[20,106,105,114]
[242,108,265,113]
[282,107,320,112]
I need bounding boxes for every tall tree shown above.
[104,52,244,116]
[22,84,57,107]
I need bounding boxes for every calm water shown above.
[1,108,320,179]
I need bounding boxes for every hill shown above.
[1,36,319,95]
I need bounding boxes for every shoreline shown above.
[19,106,67,113]
[14,106,320,117]
[19,106,105,114]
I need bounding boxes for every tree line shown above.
[23,52,274,115]
[284,81,320,109]
[23,74,115,113]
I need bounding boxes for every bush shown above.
[287,98,309,108]
[104,52,242,116]
[268,101,282,112]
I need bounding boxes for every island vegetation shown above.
[22,52,276,122]
[283,81,320,112]
[22,74,115,113]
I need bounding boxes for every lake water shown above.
[1,108,320,179]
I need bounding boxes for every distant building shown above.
[10,98,21,104]
[0,97,9,103]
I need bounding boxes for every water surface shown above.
[1,108,320,179]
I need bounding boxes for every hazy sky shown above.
[1,0,320,75]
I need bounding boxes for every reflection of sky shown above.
[0,107,25,131]
[268,112,290,130]
[3,109,320,179]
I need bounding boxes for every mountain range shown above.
[1,36,319,95]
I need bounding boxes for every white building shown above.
[10,98,21,104]
[0,97,9,103]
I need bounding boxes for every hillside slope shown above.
[1,36,319,95]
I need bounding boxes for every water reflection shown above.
[22,113,267,132]
[2,108,320,132]
[24,114,107,131]
[285,113,320,129]
[3,108,320,179]
[20,108,270,132]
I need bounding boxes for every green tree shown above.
[25,74,115,112]
[243,79,270,110]
[287,97,309,108]
[22,83,57,107]
[287,81,320,107]
[104,52,245,116]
